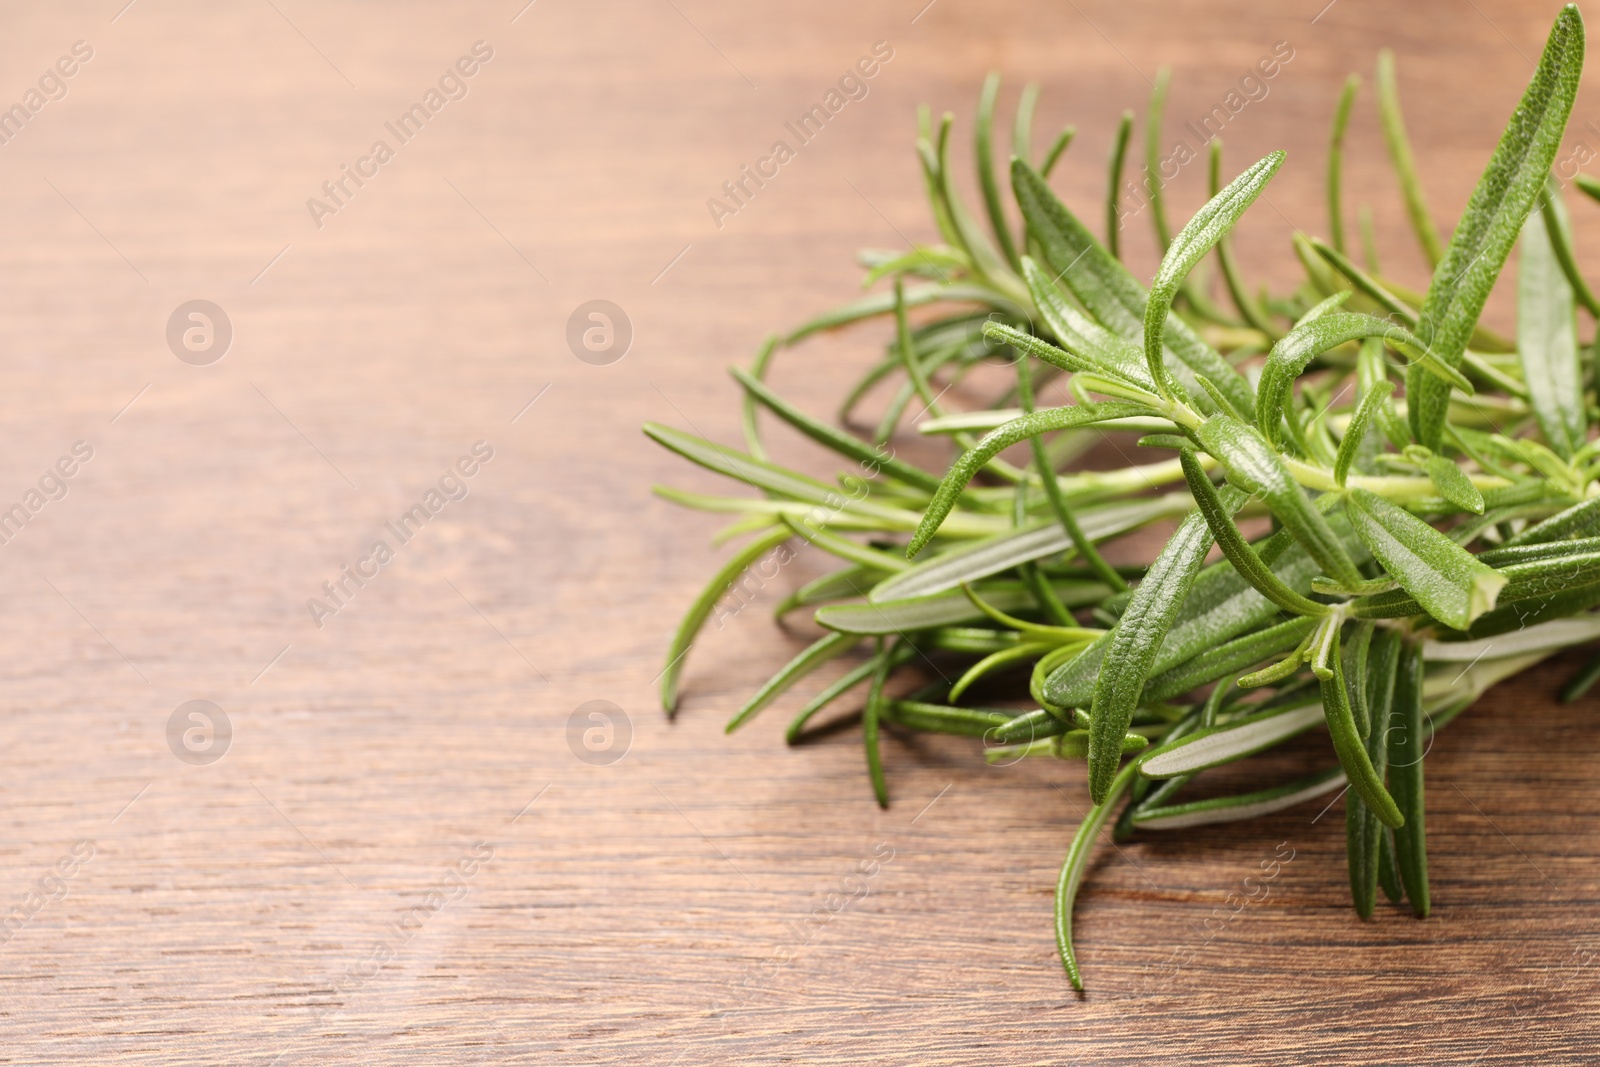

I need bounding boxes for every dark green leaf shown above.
[1057,763,1138,990]
[1335,380,1395,486]
[1087,502,1233,801]
[1518,206,1586,458]
[1346,488,1506,630]
[726,630,856,733]
[907,400,1152,557]
[1406,5,1585,448]
[1106,109,1134,260]
[731,366,942,492]
[1011,158,1255,415]
[1319,622,1403,828]
[1196,414,1364,585]
[975,73,1021,269]
[1144,152,1284,398]
[659,526,792,713]
[1425,454,1486,514]
[1256,313,1469,447]
[1179,449,1327,616]
[1328,73,1361,255]
[1388,639,1431,916]
[1133,766,1346,830]
[1376,49,1446,267]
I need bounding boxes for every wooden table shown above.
[0,0,1595,1062]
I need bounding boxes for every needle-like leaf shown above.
[1087,502,1234,801]
[1376,50,1446,268]
[1180,449,1328,616]
[660,525,792,713]
[1518,207,1586,459]
[1389,639,1430,916]
[726,631,857,733]
[1406,5,1585,448]
[1057,763,1139,990]
[1319,623,1404,828]
[1196,415,1364,586]
[1346,488,1507,630]
[1134,767,1346,830]
[1327,73,1361,255]
[1144,152,1284,399]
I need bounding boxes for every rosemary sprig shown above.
[649,4,1598,991]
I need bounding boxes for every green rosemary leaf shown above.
[1377,826,1404,904]
[1362,554,1600,630]
[1359,335,1412,451]
[1057,762,1139,990]
[818,579,1106,634]
[1500,494,1600,545]
[1376,49,1446,266]
[660,525,792,713]
[1144,151,1284,399]
[1145,68,1175,250]
[1320,623,1403,828]
[785,282,1016,345]
[1209,140,1279,338]
[741,335,781,461]
[1013,81,1040,168]
[727,631,857,733]
[883,699,1013,737]
[731,367,942,493]
[1309,238,1416,323]
[1047,525,1342,708]
[1040,124,1075,177]
[786,641,916,744]
[1389,638,1430,916]
[948,642,1059,703]
[1143,616,1319,704]
[775,564,873,616]
[1057,730,1150,759]
[1426,617,1600,663]
[1349,627,1400,917]
[1018,342,1130,593]
[1196,414,1363,585]
[1106,110,1134,260]
[992,707,1076,744]
[1011,159,1255,416]
[1139,698,1325,778]
[986,313,1143,385]
[1088,503,1231,802]
[646,423,903,519]
[937,114,1014,291]
[1344,618,1376,739]
[1424,454,1486,515]
[877,494,1188,601]
[1406,5,1585,449]
[1327,73,1361,255]
[1180,449,1327,616]
[1256,312,1469,447]
[1335,380,1395,486]
[907,401,1153,557]
[1133,766,1346,830]
[1518,207,1586,459]
[976,73,1021,270]
[781,515,910,573]
[1346,488,1506,630]
[1540,175,1600,317]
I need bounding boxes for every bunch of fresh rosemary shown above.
[648,5,1600,989]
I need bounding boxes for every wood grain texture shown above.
[0,0,1596,1063]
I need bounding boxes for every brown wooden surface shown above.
[1,0,1597,1063]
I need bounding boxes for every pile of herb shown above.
[647,5,1600,989]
